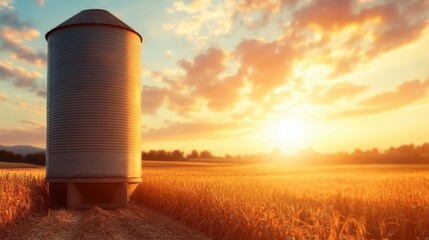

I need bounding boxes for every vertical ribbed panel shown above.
[46,25,141,179]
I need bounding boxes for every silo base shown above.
[47,178,140,209]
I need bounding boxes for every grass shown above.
[134,162,429,240]
[0,169,48,228]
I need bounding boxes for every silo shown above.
[45,9,142,208]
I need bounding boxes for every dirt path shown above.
[0,204,211,240]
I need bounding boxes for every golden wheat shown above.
[134,163,429,240]
[2,163,429,240]
[0,170,48,228]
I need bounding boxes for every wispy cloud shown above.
[142,121,253,141]
[0,92,7,101]
[164,0,235,47]
[311,82,369,105]
[20,119,45,127]
[0,0,13,11]
[141,86,168,114]
[158,0,429,121]
[330,78,429,118]
[0,126,45,146]
[0,11,30,28]
[34,0,45,6]
[36,83,46,98]
[14,101,45,115]
[0,11,47,66]
[0,60,42,89]
[0,10,46,97]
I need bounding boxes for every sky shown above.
[1,0,429,155]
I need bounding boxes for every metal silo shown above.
[45,9,142,208]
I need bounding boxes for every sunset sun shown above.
[262,117,308,153]
[271,118,305,142]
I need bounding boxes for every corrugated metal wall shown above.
[46,25,141,179]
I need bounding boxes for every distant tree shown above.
[23,152,46,165]
[187,149,199,159]
[370,148,379,155]
[417,143,429,157]
[143,149,186,160]
[353,148,363,155]
[397,144,415,155]
[158,150,167,160]
[0,150,23,163]
[171,149,184,160]
[0,150,45,165]
[200,150,213,159]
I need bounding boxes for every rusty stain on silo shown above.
[45,9,142,209]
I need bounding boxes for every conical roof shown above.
[45,9,142,42]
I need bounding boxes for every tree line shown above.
[141,149,213,161]
[0,150,46,166]
[261,143,429,165]
[0,149,215,165]
[2,143,429,165]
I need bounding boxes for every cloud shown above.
[235,38,296,101]
[293,0,365,31]
[149,41,296,115]
[196,73,244,111]
[311,82,369,105]
[36,84,46,98]
[0,11,47,66]
[235,0,298,28]
[158,0,429,120]
[237,0,293,12]
[293,0,429,78]
[14,101,45,115]
[0,60,42,89]
[165,50,173,58]
[178,47,245,111]
[166,90,197,115]
[167,0,210,14]
[20,120,44,127]
[0,126,45,147]
[0,11,30,29]
[180,48,227,85]
[0,0,13,11]
[0,92,7,101]
[0,11,46,97]
[360,79,429,108]
[1,26,39,44]
[141,86,168,114]
[141,85,198,116]
[164,0,299,46]
[142,121,252,141]
[164,0,236,47]
[141,48,244,115]
[1,31,46,66]
[34,0,45,6]
[331,79,429,118]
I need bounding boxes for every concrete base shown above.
[47,178,140,209]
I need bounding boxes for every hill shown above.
[0,145,44,155]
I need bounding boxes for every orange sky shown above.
[1,0,429,155]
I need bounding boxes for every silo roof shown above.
[45,9,142,42]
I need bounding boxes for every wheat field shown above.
[0,169,47,228]
[134,162,429,240]
[2,163,429,239]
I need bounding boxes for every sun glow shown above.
[262,117,308,154]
